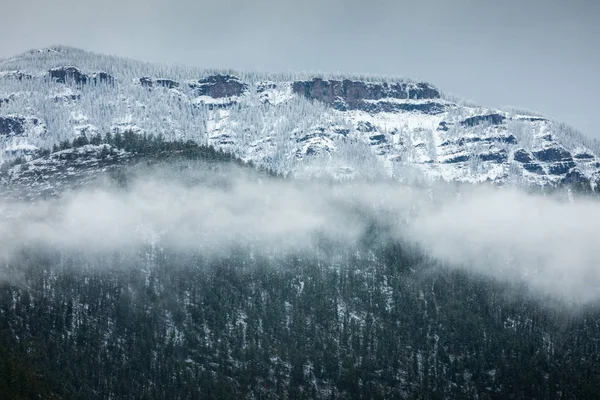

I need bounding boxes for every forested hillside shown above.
[1,145,599,399]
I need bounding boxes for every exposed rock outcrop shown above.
[256,82,277,92]
[561,168,591,190]
[369,134,387,144]
[93,71,114,85]
[49,66,89,84]
[49,67,114,85]
[189,75,248,98]
[140,77,179,89]
[139,76,153,87]
[437,121,450,131]
[522,163,545,174]
[444,154,470,164]
[513,149,533,163]
[479,150,507,163]
[573,152,595,160]
[532,147,572,162]
[356,121,375,133]
[0,116,25,136]
[460,114,506,127]
[292,78,440,110]
[156,78,179,89]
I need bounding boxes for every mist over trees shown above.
[2,209,600,399]
[1,144,600,399]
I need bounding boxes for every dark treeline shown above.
[1,217,600,399]
[54,131,244,165]
[3,130,281,179]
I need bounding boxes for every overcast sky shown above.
[1,0,599,137]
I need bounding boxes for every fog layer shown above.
[1,164,599,303]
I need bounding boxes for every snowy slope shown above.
[1,46,599,189]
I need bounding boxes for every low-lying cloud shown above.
[1,163,600,304]
[410,187,600,304]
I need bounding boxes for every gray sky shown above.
[1,0,599,137]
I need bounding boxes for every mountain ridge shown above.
[1,45,599,191]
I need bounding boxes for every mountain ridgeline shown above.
[1,47,600,399]
[0,45,599,190]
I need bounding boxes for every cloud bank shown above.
[1,163,600,303]
[410,187,600,303]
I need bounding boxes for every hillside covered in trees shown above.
[1,140,600,399]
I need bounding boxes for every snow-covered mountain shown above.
[1,46,599,190]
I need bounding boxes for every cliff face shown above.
[292,78,440,110]
[189,74,248,98]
